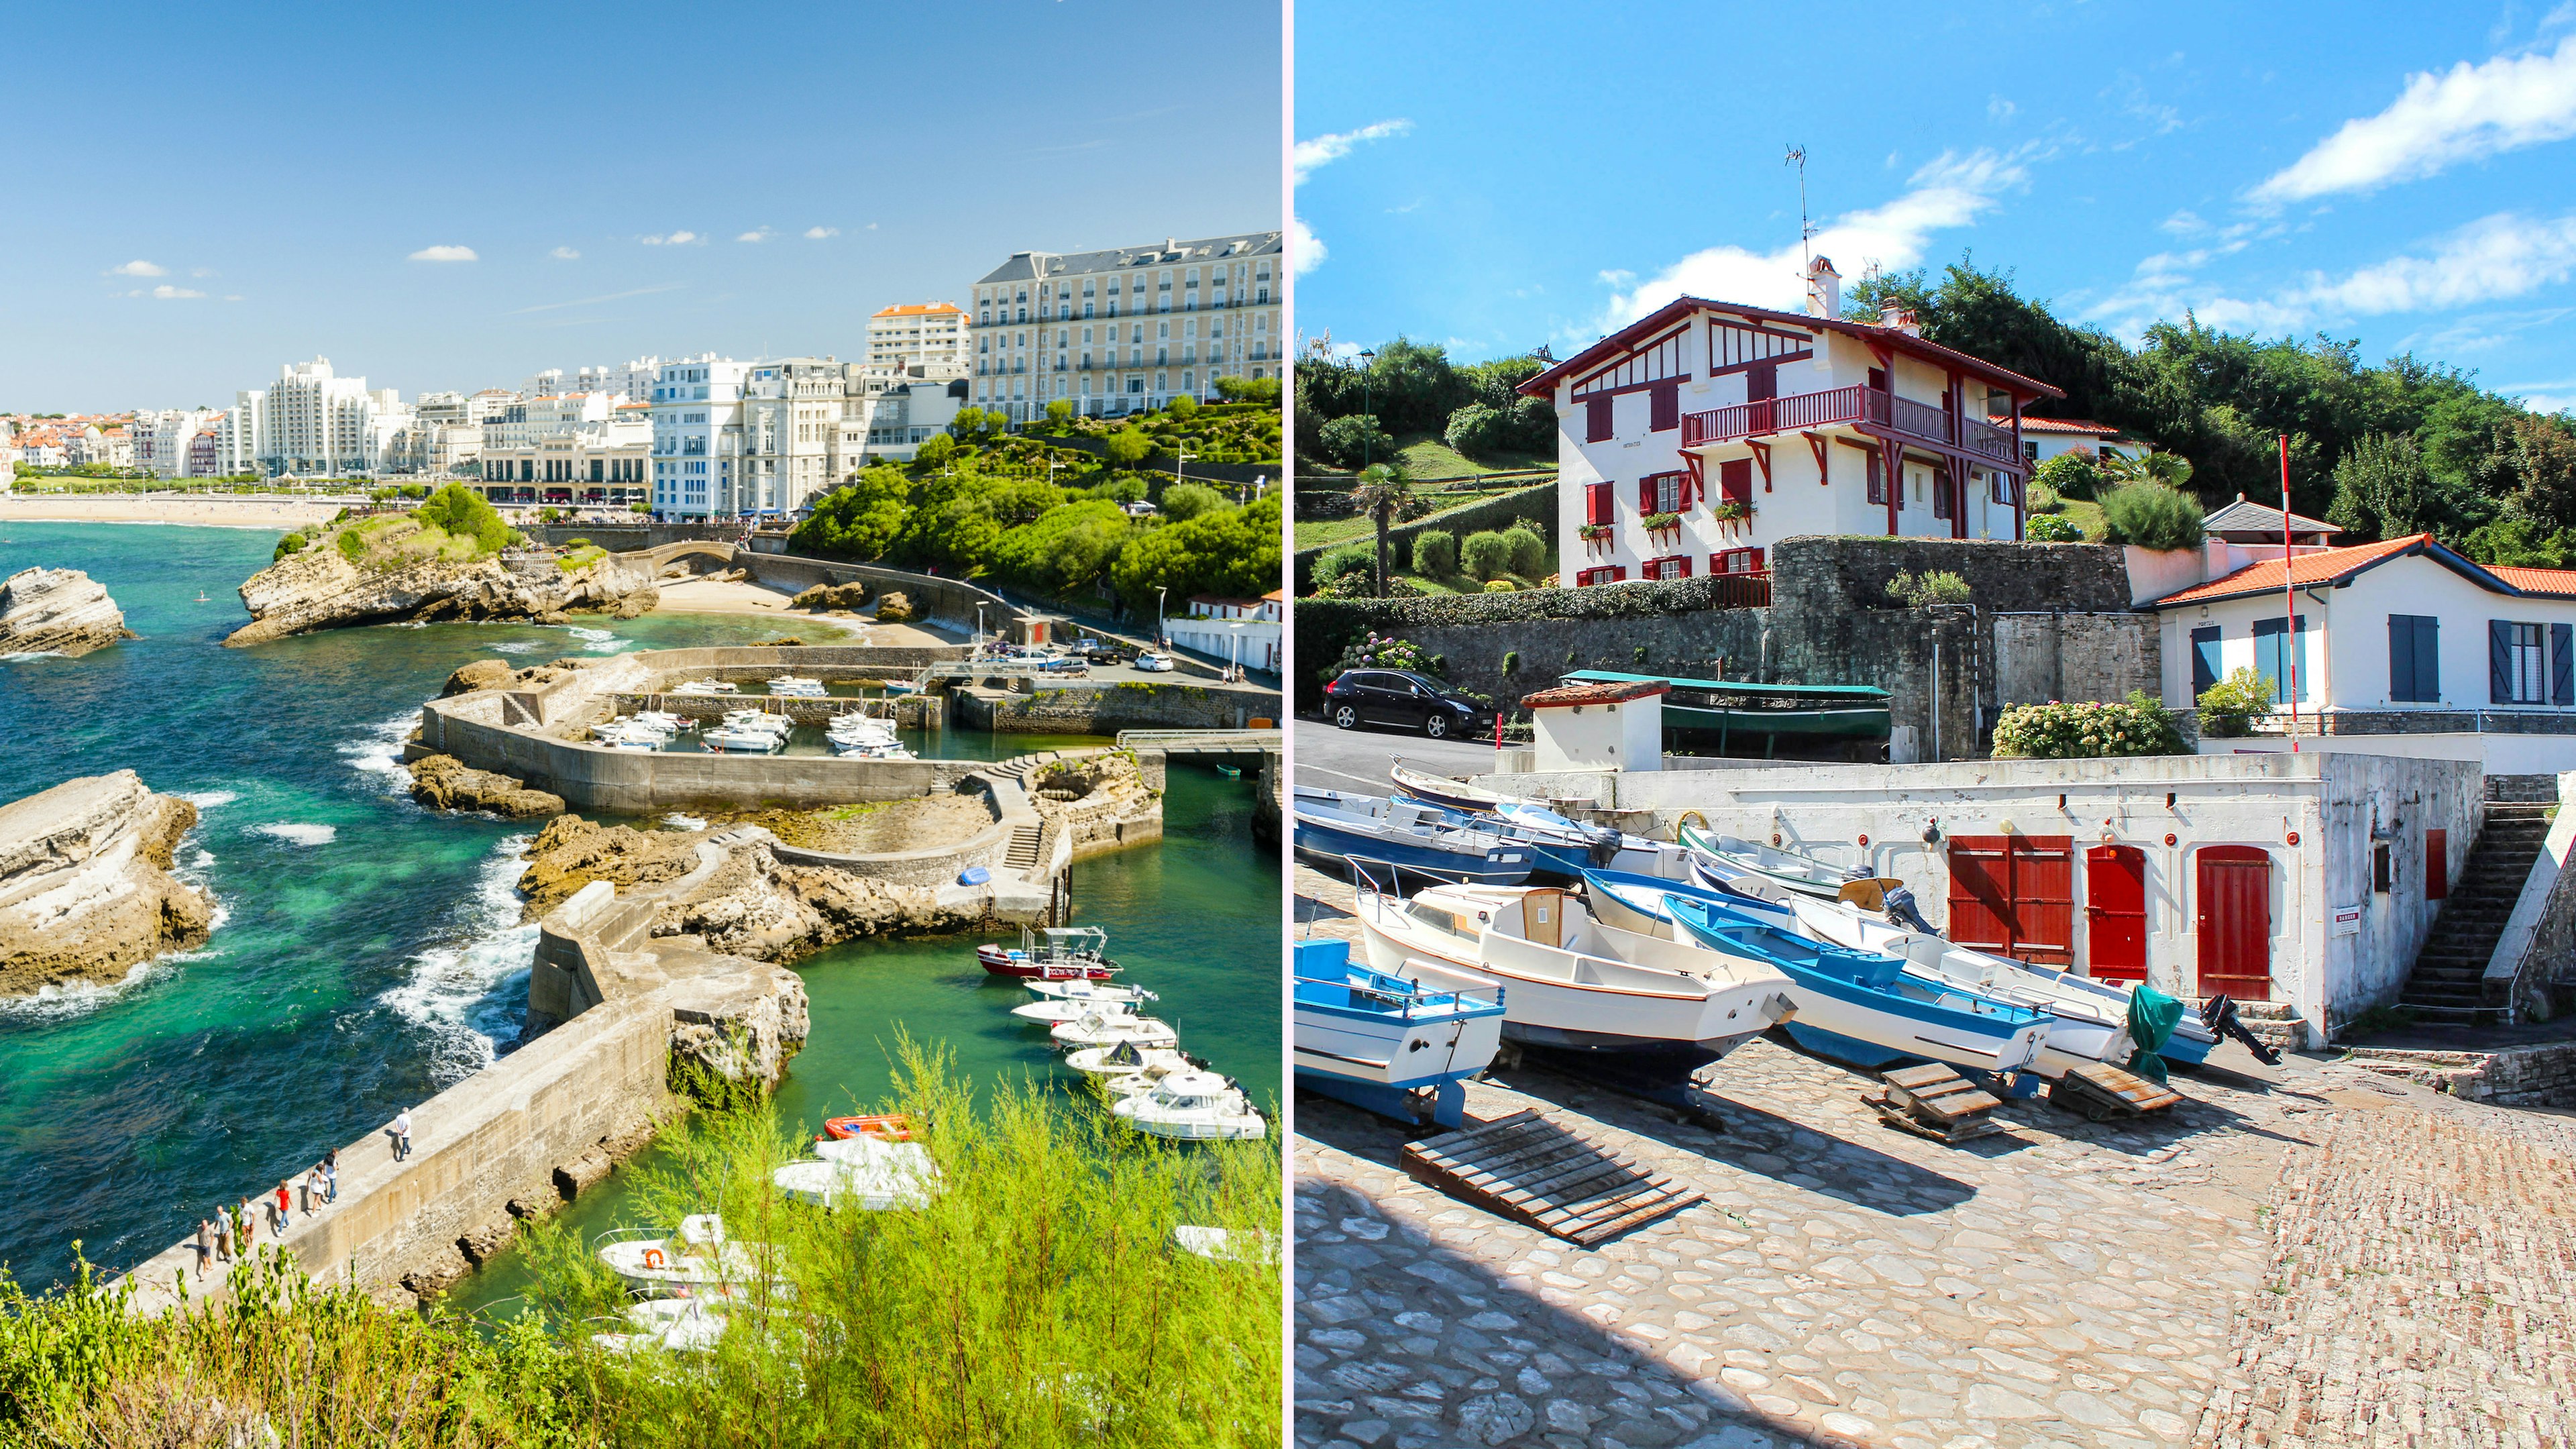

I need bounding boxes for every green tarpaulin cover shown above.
[2126,984,2184,1083]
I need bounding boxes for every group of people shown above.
[187,1109,415,1279]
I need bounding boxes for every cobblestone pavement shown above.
[1292,868,2576,1449]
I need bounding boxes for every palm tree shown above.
[2102,449,2194,490]
[1348,464,1415,597]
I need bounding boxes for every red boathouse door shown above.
[2195,846,2273,1001]
[2082,844,2148,982]
[1947,835,2075,966]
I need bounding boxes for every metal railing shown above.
[1682,384,2023,465]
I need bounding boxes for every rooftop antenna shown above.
[1785,145,1815,275]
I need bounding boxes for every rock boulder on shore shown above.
[0,771,214,998]
[405,754,565,818]
[226,538,659,647]
[0,568,137,657]
[790,580,873,612]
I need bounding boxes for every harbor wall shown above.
[415,705,979,813]
[957,682,1281,733]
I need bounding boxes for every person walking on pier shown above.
[304,1165,327,1217]
[272,1181,290,1236]
[388,1108,413,1162]
[213,1210,232,1266]
[192,1219,211,1279]
[323,1148,338,1203]
[237,1195,256,1249]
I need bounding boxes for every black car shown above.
[1323,669,1491,739]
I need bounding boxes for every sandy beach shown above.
[648,576,955,645]
[0,494,348,530]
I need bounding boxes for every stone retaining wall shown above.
[957,682,1281,733]
[416,705,979,813]
[2350,1040,2576,1107]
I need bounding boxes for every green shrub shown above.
[1502,521,1548,578]
[1459,529,1513,581]
[1165,393,1199,420]
[1501,649,1521,674]
[1485,579,1517,592]
[335,529,365,563]
[2026,513,2084,542]
[1411,528,1458,578]
[272,531,307,563]
[1311,543,1376,592]
[1322,631,1443,684]
[1885,568,1972,608]
[2026,480,2064,515]
[1159,482,1223,521]
[1102,428,1152,466]
[1316,414,1395,469]
[1991,690,2187,759]
[2033,451,2102,502]
[2196,665,2275,737]
[2097,484,2206,550]
[414,482,515,554]
[1443,402,1504,457]
[566,537,591,549]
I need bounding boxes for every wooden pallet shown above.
[2048,1060,2184,1120]
[1865,1062,2006,1144]
[1399,1110,1703,1245]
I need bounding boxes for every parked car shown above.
[1322,669,1491,739]
[1132,652,1176,673]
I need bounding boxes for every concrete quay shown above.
[1293,864,2576,1449]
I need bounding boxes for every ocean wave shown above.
[178,790,238,810]
[339,711,419,793]
[377,833,535,1083]
[490,641,537,655]
[254,823,337,846]
[1,651,68,663]
[661,813,708,831]
[0,957,180,1023]
[564,625,630,655]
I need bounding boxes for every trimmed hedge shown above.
[1294,481,1556,590]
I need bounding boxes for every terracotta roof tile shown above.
[1519,680,1670,708]
[2152,534,2458,606]
[2487,566,2576,598]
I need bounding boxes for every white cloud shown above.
[1291,216,1326,276]
[108,260,166,276]
[865,222,878,231]
[2107,73,2184,138]
[641,231,703,246]
[550,246,581,260]
[737,227,774,243]
[1598,148,2031,325]
[190,267,214,278]
[804,226,839,239]
[133,284,204,300]
[1988,95,2018,122]
[2253,35,2576,203]
[409,244,477,262]
[1292,118,1411,184]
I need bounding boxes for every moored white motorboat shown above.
[1050,1011,1179,1051]
[597,1215,773,1293]
[634,709,692,733]
[1110,1070,1267,1140]
[978,924,1118,980]
[807,1135,940,1209]
[673,679,739,696]
[1172,1225,1280,1263]
[1352,879,1796,1098]
[1063,1041,1197,1079]
[1293,936,1504,1128]
[1024,977,1155,1005]
[594,1296,729,1354]
[767,676,828,697]
[702,724,784,753]
[1011,995,1140,1026]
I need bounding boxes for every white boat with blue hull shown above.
[1489,802,1680,879]
[1387,758,1518,813]
[1292,788,1534,883]
[1294,937,1506,1128]
[1351,879,1796,1103]
[1664,894,2051,1075]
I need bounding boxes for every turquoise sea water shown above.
[0,522,1279,1293]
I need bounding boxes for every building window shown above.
[1584,481,1614,526]
[2388,614,2440,702]
[1575,566,1629,586]
[1866,451,1886,506]
[2190,625,2222,698]
[1640,471,1687,514]
[1584,395,1613,443]
[1649,381,1680,432]
[1646,555,1691,580]
[1710,547,1765,575]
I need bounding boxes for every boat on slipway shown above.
[1490,800,1678,879]
[1293,936,1504,1128]
[1350,877,1795,1101]
[977,924,1119,980]
[1664,894,2050,1075]
[1291,787,1534,884]
[1676,820,1860,900]
[1387,757,1520,814]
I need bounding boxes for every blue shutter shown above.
[2554,624,2573,706]
[2491,621,2514,704]
[2414,616,2440,702]
[2389,617,2414,704]
[2191,626,2222,698]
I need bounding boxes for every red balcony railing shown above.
[1682,384,2023,464]
[1708,570,1772,608]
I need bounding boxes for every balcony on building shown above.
[1680,384,2020,466]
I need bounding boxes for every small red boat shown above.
[975,925,1120,981]
[821,1114,915,1142]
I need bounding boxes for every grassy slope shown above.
[1297,429,1554,485]
[1294,484,1544,551]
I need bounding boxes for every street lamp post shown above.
[1358,349,1377,472]
[1175,446,1197,488]
[1157,586,1169,650]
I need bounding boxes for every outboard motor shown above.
[1584,824,1623,867]
[2200,992,2284,1067]
[1880,884,1939,936]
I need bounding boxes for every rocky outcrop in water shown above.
[0,568,136,657]
[790,581,873,612]
[437,657,594,698]
[226,543,659,647]
[517,815,975,962]
[0,771,213,998]
[405,754,565,818]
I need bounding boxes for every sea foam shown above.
[253,823,337,846]
[377,833,536,1083]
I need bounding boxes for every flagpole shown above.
[2281,434,2300,753]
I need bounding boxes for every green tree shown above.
[2096,484,2206,550]
[1165,393,1199,421]
[1112,494,1281,614]
[1044,398,1075,427]
[914,432,958,468]
[1316,414,1395,470]
[413,482,513,553]
[988,499,1132,596]
[2031,451,2102,502]
[1348,464,1415,596]
[1160,482,1223,520]
[1443,403,1504,458]
[1104,427,1155,466]
[789,466,913,559]
[2326,432,2449,541]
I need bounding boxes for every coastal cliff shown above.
[0,567,137,657]
[225,523,659,647]
[0,771,214,998]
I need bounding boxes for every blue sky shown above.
[1,2,1283,412]
[1293,1,2576,413]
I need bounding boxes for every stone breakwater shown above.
[0,566,136,657]
[0,771,213,999]
[404,754,566,819]
[226,545,659,647]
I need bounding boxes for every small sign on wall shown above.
[2331,904,2363,937]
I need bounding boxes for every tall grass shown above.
[0,1042,1282,1448]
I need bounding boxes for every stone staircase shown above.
[2227,998,2308,1053]
[2396,803,2555,1026]
[1003,822,1043,870]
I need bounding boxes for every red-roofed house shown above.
[2141,531,2576,773]
[1990,414,2150,470]
[1522,256,2064,588]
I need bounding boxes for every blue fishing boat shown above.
[1664,894,2050,1075]
[1291,787,1534,883]
[1488,802,1677,878]
[1293,938,1506,1128]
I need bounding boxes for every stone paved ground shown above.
[1293,868,2576,1449]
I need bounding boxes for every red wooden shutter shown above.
[1709,553,1725,576]
[1649,382,1679,432]
[1585,395,1613,442]
[1677,469,1695,510]
[1611,566,1628,581]
[1867,367,1888,392]
[1586,482,1611,525]
[1638,478,1656,513]
[2426,830,2448,900]
[1720,459,1753,504]
[1674,554,1693,578]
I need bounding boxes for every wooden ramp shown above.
[1865,1062,2006,1144]
[2048,1060,2184,1120]
[1400,1110,1703,1245]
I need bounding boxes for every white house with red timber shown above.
[1520,258,2064,589]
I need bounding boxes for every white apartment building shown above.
[1524,258,2060,588]
[969,230,1283,424]
[67,425,133,470]
[867,305,968,372]
[132,408,222,477]
[483,392,620,453]
[523,358,659,405]
[251,358,409,476]
[649,355,753,517]
[856,369,970,460]
[737,358,855,515]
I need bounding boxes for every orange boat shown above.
[821,1114,915,1142]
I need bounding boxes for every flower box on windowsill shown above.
[1576,523,1613,544]
[1642,511,1683,536]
